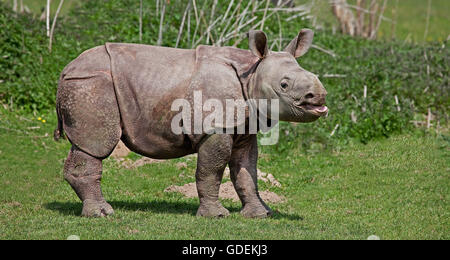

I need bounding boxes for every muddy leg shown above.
[64,146,113,217]
[229,135,272,218]
[195,134,233,217]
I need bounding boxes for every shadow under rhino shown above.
[44,201,303,221]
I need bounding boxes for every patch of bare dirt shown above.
[176,162,188,169]
[257,169,282,187]
[5,201,22,207]
[223,167,281,187]
[110,140,131,159]
[164,182,198,198]
[119,157,165,169]
[110,141,166,168]
[164,181,285,204]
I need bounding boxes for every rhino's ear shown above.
[248,30,268,59]
[284,29,314,58]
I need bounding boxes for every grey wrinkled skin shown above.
[55,29,327,218]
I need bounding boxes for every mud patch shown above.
[164,181,285,204]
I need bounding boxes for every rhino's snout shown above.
[292,81,328,118]
[303,91,327,106]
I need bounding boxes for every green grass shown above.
[0,107,448,240]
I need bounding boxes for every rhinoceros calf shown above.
[55,29,328,218]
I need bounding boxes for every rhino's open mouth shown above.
[295,101,328,116]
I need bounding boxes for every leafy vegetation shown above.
[7,0,450,43]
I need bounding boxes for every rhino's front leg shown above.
[195,134,233,217]
[229,135,272,218]
[64,146,114,217]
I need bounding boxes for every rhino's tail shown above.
[54,78,65,141]
[54,104,65,141]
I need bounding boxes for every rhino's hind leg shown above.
[195,135,233,217]
[64,146,114,217]
[229,135,272,218]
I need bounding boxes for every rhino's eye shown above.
[280,82,288,89]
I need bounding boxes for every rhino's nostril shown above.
[305,93,314,99]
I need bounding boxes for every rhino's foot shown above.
[81,199,114,218]
[241,203,273,218]
[196,201,230,218]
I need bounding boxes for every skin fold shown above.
[55,29,327,218]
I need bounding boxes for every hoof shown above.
[196,201,230,218]
[81,199,114,217]
[241,204,273,218]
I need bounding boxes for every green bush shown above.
[0,0,448,147]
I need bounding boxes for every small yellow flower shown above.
[38,117,42,121]
[42,120,46,123]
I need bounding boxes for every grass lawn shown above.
[0,107,448,240]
